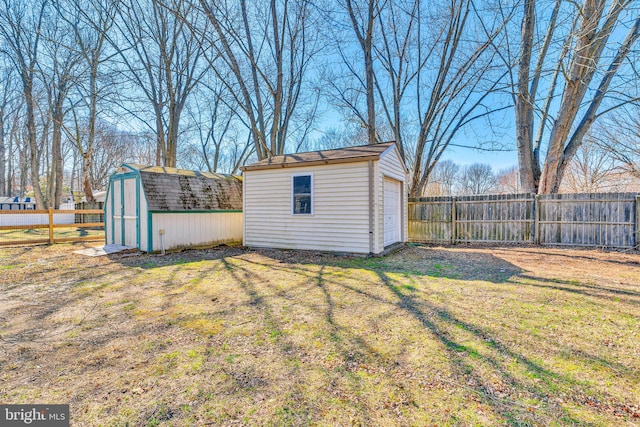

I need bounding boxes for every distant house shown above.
[241,142,408,255]
[0,197,36,210]
[104,164,242,252]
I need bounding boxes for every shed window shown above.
[292,174,312,215]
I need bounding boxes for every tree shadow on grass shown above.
[214,250,551,424]
[206,254,422,425]
[515,273,640,304]
[50,245,637,425]
[506,247,640,268]
[241,247,638,424]
[377,269,581,425]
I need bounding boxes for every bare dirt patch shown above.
[0,243,638,426]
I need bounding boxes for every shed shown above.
[241,142,408,255]
[104,164,242,252]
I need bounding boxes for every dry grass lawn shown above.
[0,227,103,244]
[0,243,639,426]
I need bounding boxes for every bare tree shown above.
[311,125,368,151]
[514,0,640,194]
[109,0,207,167]
[182,80,253,174]
[560,134,627,193]
[39,8,83,208]
[591,108,640,179]
[87,121,155,190]
[197,0,322,159]
[6,112,24,196]
[495,165,520,194]
[331,0,513,196]
[407,0,511,196]
[0,0,48,207]
[425,159,460,196]
[344,0,378,146]
[458,163,496,195]
[54,0,117,202]
[0,63,18,196]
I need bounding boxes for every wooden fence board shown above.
[409,192,638,249]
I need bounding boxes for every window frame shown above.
[291,173,313,215]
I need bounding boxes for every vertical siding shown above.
[113,180,122,245]
[372,161,380,253]
[105,181,113,244]
[377,147,408,252]
[242,174,247,245]
[123,178,137,246]
[139,182,148,251]
[244,162,371,253]
[150,212,242,252]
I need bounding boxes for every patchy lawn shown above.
[0,243,639,426]
[0,227,103,244]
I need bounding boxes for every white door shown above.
[384,178,401,247]
[112,180,123,245]
[123,178,137,247]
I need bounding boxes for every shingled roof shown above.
[240,142,397,171]
[124,165,242,211]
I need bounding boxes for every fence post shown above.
[636,195,640,249]
[451,197,457,244]
[534,194,541,245]
[48,208,54,244]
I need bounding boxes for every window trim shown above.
[291,173,313,215]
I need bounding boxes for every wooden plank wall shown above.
[409,193,639,249]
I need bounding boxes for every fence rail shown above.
[409,192,640,249]
[0,208,104,247]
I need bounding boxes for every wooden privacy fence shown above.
[0,208,104,247]
[409,192,640,249]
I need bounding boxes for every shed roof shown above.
[241,142,397,171]
[122,164,242,211]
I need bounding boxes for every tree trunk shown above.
[364,1,376,146]
[84,61,99,202]
[515,0,537,193]
[19,144,28,197]
[25,80,45,208]
[52,106,64,208]
[83,151,94,202]
[346,0,377,146]
[166,102,183,168]
[538,0,627,193]
[0,111,5,197]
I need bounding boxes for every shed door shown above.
[384,178,401,247]
[112,180,123,245]
[123,178,137,247]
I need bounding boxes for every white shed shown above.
[241,142,408,255]
[104,164,243,252]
